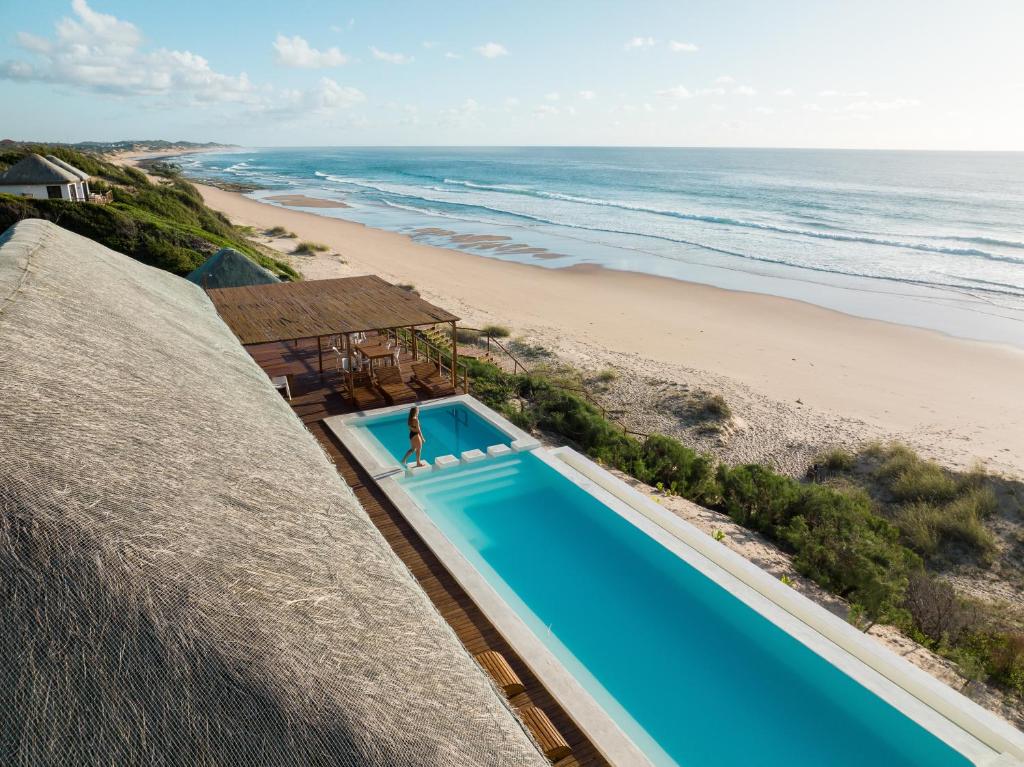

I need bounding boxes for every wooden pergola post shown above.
[411,326,418,360]
[450,321,458,388]
[317,336,324,377]
[344,332,354,396]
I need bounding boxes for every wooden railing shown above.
[453,326,649,441]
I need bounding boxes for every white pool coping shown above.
[324,393,539,479]
[329,395,1024,767]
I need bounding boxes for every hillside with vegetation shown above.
[0,146,295,280]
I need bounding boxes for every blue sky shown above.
[1,0,1022,149]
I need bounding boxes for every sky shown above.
[1,0,1023,150]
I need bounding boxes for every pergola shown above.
[207,275,461,389]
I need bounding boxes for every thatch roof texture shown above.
[186,246,281,290]
[0,153,81,185]
[45,154,91,181]
[0,220,545,767]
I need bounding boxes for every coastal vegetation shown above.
[266,225,296,238]
[0,146,297,280]
[460,354,1024,701]
[291,240,329,255]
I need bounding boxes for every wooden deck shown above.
[246,339,610,767]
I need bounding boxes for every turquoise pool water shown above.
[402,452,972,767]
[357,403,510,465]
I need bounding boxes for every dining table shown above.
[355,342,396,371]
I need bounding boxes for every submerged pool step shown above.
[408,459,526,500]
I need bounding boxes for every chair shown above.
[349,370,384,410]
[374,365,416,405]
[412,361,455,396]
[270,374,292,400]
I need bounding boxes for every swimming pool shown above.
[326,395,538,476]
[329,396,1024,767]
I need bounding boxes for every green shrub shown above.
[481,324,511,338]
[693,392,731,420]
[266,225,295,237]
[639,435,720,505]
[594,369,618,384]
[718,464,801,532]
[816,448,855,472]
[456,328,481,345]
[784,485,916,615]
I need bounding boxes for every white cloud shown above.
[504,96,520,110]
[274,35,349,68]
[753,106,775,115]
[475,42,508,58]
[313,78,366,109]
[656,85,692,100]
[844,98,920,113]
[697,87,726,96]
[444,51,462,59]
[438,97,482,126]
[370,46,412,64]
[545,91,560,102]
[1,1,362,117]
[776,88,795,96]
[715,75,736,84]
[818,89,840,97]
[624,36,656,50]
[578,90,596,100]
[422,41,438,49]
[533,104,559,116]
[668,40,699,53]
[734,85,756,96]
[710,103,726,112]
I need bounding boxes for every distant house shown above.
[0,153,92,201]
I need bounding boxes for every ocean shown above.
[179,147,1024,347]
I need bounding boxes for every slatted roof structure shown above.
[207,274,462,386]
[207,275,459,345]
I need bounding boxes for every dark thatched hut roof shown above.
[186,246,281,290]
[0,153,80,185]
[0,219,545,767]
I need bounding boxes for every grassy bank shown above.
[462,354,1024,701]
[0,146,296,280]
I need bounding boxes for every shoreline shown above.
[190,180,1024,478]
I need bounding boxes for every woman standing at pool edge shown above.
[401,405,426,467]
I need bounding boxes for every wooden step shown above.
[474,650,525,696]
[519,706,572,762]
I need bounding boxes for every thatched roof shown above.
[208,275,460,345]
[45,154,90,181]
[0,220,545,767]
[0,153,79,185]
[186,246,281,290]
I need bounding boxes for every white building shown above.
[0,153,92,201]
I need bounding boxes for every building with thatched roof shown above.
[0,152,91,201]
[0,219,546,767]
[186,246,281,289]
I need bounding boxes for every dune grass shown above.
[291,241,329,255]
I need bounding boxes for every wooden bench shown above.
[519,706,572,762]
[411,361,455,397]
[375,364,416,405]
[474,650,525,696]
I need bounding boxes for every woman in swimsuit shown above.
[401,405,426,467]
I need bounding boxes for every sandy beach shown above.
[193,182,1024,479]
